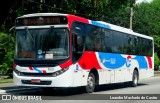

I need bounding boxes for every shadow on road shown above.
[94,83,147,92]
[9,82,147,97]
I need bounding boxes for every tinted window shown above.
[84,24,153,56]
[85,25,102,51]
[101,28,112,52]
[112,31,123,53]
[72,22,85,36]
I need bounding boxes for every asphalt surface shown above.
[0,72,160,103]
[1,76,160,103]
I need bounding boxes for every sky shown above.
[136,0,153,3]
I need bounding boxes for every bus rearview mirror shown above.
[8,26,15,42]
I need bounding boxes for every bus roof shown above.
[94,21,153,40]
[17,13,67,18]
[17,13,153,40]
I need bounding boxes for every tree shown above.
[133,0,160,36]
[0,0,130,32]
[0,33,14,76]
[0,0,131,76]
[133,0,160,57]
[4,0,160,76]
[154,52,160,71]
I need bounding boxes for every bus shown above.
[13,13,154,93]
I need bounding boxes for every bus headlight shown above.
[13,68,23,76]
[13,67,69,77]
[52,67,69,77]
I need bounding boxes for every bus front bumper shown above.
[13,69,73,87]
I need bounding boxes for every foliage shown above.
[0,0,130,32]
[0,33,14,77]
[133,0,160,36]
[133,0,160,57]
[0,0,160,76]
[154,52,160,71]
[0,33,8,64]
[153,35,160,57]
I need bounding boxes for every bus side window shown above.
[123,34,134,55]
[112,31,123,53]
[77,36,84,53]
[71,22,85,61]
[147,40,153,56]
[71,22,85,36]
[102,28,112,53]
[85,35,93,50]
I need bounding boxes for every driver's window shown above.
[71,22,85,51]
[71,22,85,61]
[71,22,85,36]
[77,36,84,53]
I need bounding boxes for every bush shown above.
[154,52,160,71]
[0,32,14,77]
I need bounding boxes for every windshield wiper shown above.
[42,26,54,52]
[25,27,35,49]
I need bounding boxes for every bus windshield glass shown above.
[15,28,69,60]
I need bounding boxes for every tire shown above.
[85,72,95,93]
[131,70,138,87]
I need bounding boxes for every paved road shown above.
[93,76,160,94]
[0,76,160,103]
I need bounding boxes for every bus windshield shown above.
[15,28,69,60]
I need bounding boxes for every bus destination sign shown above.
[16,16,67,26]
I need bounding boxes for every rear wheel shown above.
[85,72,95,93]
[131,70,138,87]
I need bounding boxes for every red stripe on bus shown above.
[67,14,89,28]
[42,70,46,73]
[146,56,152,69]
[60,58,72,69]
[13,63,17,68]
[78,51,101,70]
[29,67,33,70]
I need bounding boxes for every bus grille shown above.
[21,80,52,85]
[20,72,54,77]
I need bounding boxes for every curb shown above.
[154,71,160,74]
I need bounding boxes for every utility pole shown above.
[130,7,133,30]
[130,0,135,30]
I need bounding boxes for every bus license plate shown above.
[31,79,41,83]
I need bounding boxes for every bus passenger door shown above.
[72,64,82,87]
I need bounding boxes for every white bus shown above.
[13,13,154,93]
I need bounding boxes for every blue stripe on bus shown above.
[98,53,148,69]
[98,53,126,69]
[90,21,110,29]
[132,56,148,68]
[33,67,42,73]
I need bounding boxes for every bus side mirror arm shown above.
[8,26,15,42]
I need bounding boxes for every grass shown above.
[0,78,13,83]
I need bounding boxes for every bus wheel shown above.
[85,72,95,93]
[131,70,138,87]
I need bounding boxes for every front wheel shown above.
[85,72,95,93]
